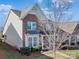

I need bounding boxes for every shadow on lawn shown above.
[21,52,53,59]
[20,52,53,59]
[1,44,21,59]
[33,54,53,59]
[2,43,53,59]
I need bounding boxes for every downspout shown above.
[22,19,26,47]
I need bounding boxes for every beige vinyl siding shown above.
[3,10,23,49]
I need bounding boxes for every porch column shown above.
[49,35,51,49]
[32,37,34,47]
[69,36,71,46]
[41,35,44,50]
[37,35,39,46]
[75,35,77,46]
[25,34,28,47]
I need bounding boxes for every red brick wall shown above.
[22,14,39,47]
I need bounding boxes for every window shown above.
[28,37,32,48]
[71,43,75,45]
[33,37,37,46]
[28,35,38,47]
[77,42,79,45]
[27,21,37,30]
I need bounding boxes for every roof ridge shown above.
[11,9,21,12]
[11,9,21,17]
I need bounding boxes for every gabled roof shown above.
[3,3,48,32]
[38,19,78,34]
[3,3,79,34]
[59,22,78,34]
[9,3,47,20]
[20,3,47,20]
[11,9,21,17]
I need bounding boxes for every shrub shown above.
[20,47,31,56]
[31,45,42,52]
[0,38,2,47]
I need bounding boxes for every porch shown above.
[25,34,79,50]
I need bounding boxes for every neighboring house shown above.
[59,22,79,48]
[3,3,79,50]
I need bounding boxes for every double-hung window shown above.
[28,35,38,47]
[27,21,37,30]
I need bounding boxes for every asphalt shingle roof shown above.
[9,4,79,34]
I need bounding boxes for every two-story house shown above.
[3,4,48,49]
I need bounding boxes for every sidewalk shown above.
[56,51,70,58]
[41,50,68,59]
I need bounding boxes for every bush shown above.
[0,38,2,47]
[20,46,42,55]
[31,45,42,52]
[20,47,31,56]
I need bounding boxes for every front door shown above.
[26,34,39,47]
[28,37,32,47]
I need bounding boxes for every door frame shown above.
[25,34,39,47]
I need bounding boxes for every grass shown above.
[34,55,51,59]
[0,42,21,59]
[60,50,79,59]
[0,43,52,59]
[0,37,21,59]
[41,50,68,59]
[3,48,20,59]
[2,46,21,59]
[1,45,52,59]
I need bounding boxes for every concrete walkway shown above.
[56,51,70,58]
[56,51,76,59]
[41,50,69,59]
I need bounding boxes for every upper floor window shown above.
[27,21,37,30]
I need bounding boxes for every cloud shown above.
[0,4,13,15]
[42,8,54,19]
[52,0,73,2]
[38,0,43,3]
[0,4,13,26]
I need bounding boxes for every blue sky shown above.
[0,0,79,28]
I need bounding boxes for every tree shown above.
[38,0,73,59]
[39,0,73,51]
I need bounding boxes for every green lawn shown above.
[33,55,52,59]
[1,46,52,59]
[2,46,21,59]
[61,50,79,55]
[0,37,21,59]
[60,50,79,59]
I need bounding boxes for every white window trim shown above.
[27,21,37,30]
[25,34,39,47]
